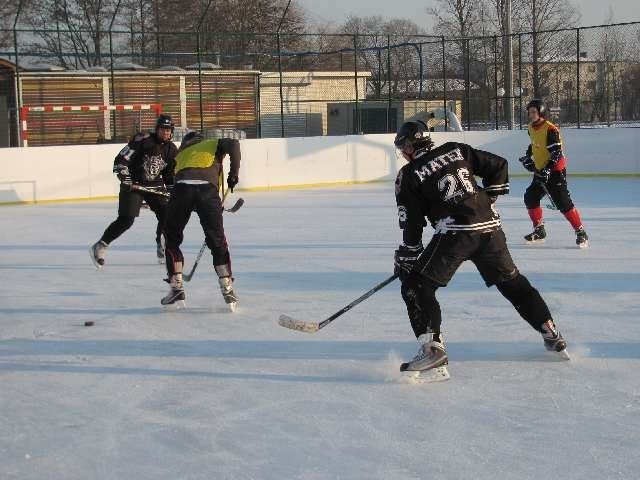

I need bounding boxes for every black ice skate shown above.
[161,273,186,309]
[400,332,450,383]
[89,240,108,269]
[218,277,238,312]
[156,237,165,264]
[541,319,569,360]
[576,228,589,249]
[524,224,546,244]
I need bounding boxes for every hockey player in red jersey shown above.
[519,99,589,248]
[393,120,569,382]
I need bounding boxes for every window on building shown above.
[588,65,596,73]
[563,81,573,90]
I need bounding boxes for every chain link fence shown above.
[0,21,638,146]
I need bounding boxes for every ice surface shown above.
[1,178,639,479]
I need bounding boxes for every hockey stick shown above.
[278,274,399,333]
[541,185,558,210]
[132,184,170,197]
[132,184,244,212]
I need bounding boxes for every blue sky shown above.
[297,0,639,31]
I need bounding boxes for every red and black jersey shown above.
[395,142,509,247]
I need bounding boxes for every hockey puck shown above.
[84,321,94,327]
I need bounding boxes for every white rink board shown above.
[1,128,639,204]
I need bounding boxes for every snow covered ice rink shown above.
[1,177,639,480]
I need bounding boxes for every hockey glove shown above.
[394,244,423,282]
[533,168,551,186]
[518,155,535,172]
[227,173,239,193]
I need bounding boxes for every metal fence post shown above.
[13,0,24,147]
[109,0,122,140]
[493,35,498,130]
[467,38,472,131]
[576,27,581,128]
[518,33,523,129]
[442,36,447,131]
[353,34,360,134]
[197,0,214,133]
[387,34,392,132]
[418,43,424,100]
[277,33,285,137]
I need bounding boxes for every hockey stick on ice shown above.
[278,274,399,333]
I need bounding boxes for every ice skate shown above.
[524,224,546,244]
[161,273,186,309]
[89,240,108,269]
[400,332,450,383]
[156,237,165,264]
[218,276,238,312]
[541,319,569,360]
[575,228,589,249]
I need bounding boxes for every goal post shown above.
[19,103,162,147]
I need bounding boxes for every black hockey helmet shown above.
[155,114,175,131]
[526,98,547,117]
[179,130,204,151]
[394,120,434,152]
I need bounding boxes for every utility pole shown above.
[505,0,514,129]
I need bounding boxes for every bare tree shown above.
[518,0,579,97]
[18,0,121,68]
[339,15,427,99]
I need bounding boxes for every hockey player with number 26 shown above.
[393,120,569,383]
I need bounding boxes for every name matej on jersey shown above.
[414,148,465,182]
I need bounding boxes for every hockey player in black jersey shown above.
[160,131,240,311]
[90,114,178,268]
[393,120,568,382]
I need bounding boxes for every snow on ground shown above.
[1,178,639,480]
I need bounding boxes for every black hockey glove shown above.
[394,244,423,282]
[518,155,535,172]
[227,173,239,193]
[116,166,132,191]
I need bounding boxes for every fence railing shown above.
[0,21,638,146]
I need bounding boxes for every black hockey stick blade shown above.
[224,197,244,213]
[278,274,398,334]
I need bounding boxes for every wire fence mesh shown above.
[0,21,638,146]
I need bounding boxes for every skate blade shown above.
[157,257,166,264]
[577,241,589,249]
[401,366,450,384]
[162,300,186,310]
[554,349,571,360]
[524,239,545,245]
[228,302,237,312]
